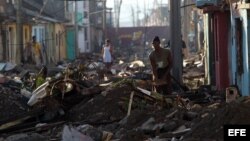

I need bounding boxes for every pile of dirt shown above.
[68,79,136,123]
[186,99,250,140]
[2,77,250,141]
[0,86,29,121]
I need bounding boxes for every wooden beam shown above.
[127,91,134,117]
[202,6,222,13]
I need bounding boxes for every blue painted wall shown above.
[230,10,249,96]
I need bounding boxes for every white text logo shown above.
[228,129,246,136]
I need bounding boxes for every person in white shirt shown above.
[102,39,113,71]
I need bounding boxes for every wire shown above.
[2,1,74,24]
[33,0,49,20]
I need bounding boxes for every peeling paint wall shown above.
[230,7,250,96]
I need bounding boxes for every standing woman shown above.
[102,39,113,71]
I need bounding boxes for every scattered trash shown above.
[0,53,245,141]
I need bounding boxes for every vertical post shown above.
[194,11,198,52]
[170,0,182,84]
[59,31,61,61]
[75,0,78,59]
[16,0,23,64]
[143,1,146,61]
[103,0,106,41]
[183,0,188,49]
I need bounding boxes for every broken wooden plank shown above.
[0,116,32,131]
[166,110,178,119]
[136,87,151,96]
[127,91,134,117]
[99,82,113,87]
[11,121,66,134]
[0,108,44,133]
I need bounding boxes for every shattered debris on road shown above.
[0,53,249,141]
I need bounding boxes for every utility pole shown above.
[182,0,188,48]
[170,0,182,84]
[194,11,198,52]
[131,6,135,27]
[103,0,106,41]
[16,0,23,64]
[136,0,140,26]
[75,0,78,59]
[113,0,122,47]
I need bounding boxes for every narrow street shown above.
[0,52,247,141]
[0,0,250,141]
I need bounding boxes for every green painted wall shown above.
[66,29,75,60]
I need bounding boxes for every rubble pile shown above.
[188,99,250,140]
[0,53,249,141]
[183,54,205,90]
[0,86,29,121]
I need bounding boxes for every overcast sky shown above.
[106,0,168,27]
